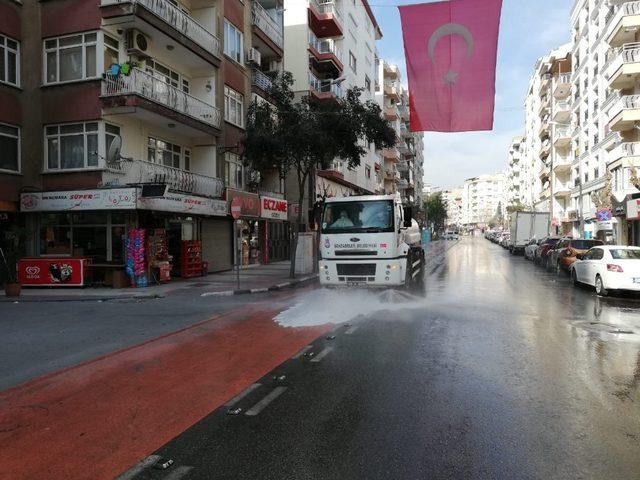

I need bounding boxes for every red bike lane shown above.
[0,298,330,480]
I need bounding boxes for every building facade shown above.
[461,173,505,228]
[506,136,525,207]
[443,187,463,228]
[0,0,294,286]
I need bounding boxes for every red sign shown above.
[261,196,288,220]
[226,189,260,217]
[231,196,242,220]
[18,258,89,287]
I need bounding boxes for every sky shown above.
[370,0,573,190]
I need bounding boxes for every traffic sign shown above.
[231,196,242,220]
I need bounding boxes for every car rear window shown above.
[544,238,560,245]
[610,249,640,260]
[571,240,604,249]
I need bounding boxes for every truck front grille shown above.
[336,264,376,276]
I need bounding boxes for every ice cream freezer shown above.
[18,258,91,287]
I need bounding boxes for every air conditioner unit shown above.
[267,60,280,73]
[246,47,261,66]
[125,29,150,56]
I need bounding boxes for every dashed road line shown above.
[224,383,262,407]
[292,345,313,359]
[245,386,288,416]
[114,455,162,480]
[310,347,333,363]
[162,466,194,480]
[345,325,359,335]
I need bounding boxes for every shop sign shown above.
[261,195,288,220]
[596,221,613,231]
[20,189,137,212]
[226,189,260,217]
[137,192,227,216]
[627,198,640,220]
[17,258,88,287]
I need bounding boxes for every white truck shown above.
[318,194,424,287]
[509,211,550,255]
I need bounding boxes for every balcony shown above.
[538,95,550,115]
[539,141,551,159]
[308,71,342,101]
[608,94,640,131]
[397,179,409,190]
[383,62,399,79]
[540,73,552,90]
[308,0,343,38]
[554,125,572,148]
[606,1,640,47]
[101,68,221,135]
[384,105,400,121]
[539,186,551,200]
[608,141,640,168]
[400,123,411,138]
[538,118,550,139]
[553,73,572,98]
[398,143,410,155]
[396,160,409,172]
[554,181,572,198]
[384,83,400,102]
[539,165,550,180]
[252,1,284,53]
[382,148,400,162]
[104,158,224,198]
[553,155,572,174]
[605,43,640,89]
[398,105,410,121]
[252,69,273,94]
[552,99,571,123]
[100,0,221,66]
[308,32,343,73]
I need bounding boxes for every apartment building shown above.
[443,187,463,228]
[283,0,382,212]
[461,173,505,228]
[0,0,294,284]
[375,60,402,195]
[506,136,525,206]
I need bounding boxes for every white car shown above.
[443,230,459,240]
[524,239,539,260]
[571,245,640,296]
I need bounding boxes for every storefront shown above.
[260,195,290,263]
[226,189,261,266]
[19,188,229,286]
[627,197,640,246]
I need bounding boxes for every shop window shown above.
[0,123,19,172]
[225,152,244,189]
[224,86,244,127]
[0,34,19,87]
[45,122,99,170]
[44,32,97,84]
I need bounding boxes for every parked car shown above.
[534,236,562,266]
[524,238,540,260]
[548,238,605,274]
[443,230,459,240]
[571,246,640,296]
[500,233,511,248]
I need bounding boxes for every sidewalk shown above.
[0,261,318,302]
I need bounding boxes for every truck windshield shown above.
[322,200,394,233]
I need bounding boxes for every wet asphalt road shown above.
[126,237,640,480]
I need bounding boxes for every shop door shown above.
[202,218,233,272]
[267,221,290,262]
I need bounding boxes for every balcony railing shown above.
[607,2,640,45]
[102,68,221,128]
[609,141,640,163]
[105,158,224,198]
[604,42,640,80]
[252,69,273,92]
[308,71,343,98]
[554,99,571,112]
[609,94,640,119]
[314,0,344,24]
[555,125,572,138]
[252,1,284,49]
[101,0,220,58]
[308,31,342,60]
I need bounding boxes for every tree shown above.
[244,72,396,278]
[506,202,526,215]
[424,192,448,230]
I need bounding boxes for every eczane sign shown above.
[261,196,288,220]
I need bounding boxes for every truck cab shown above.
[318,194,423,287]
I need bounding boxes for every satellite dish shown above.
[107,135,122,164]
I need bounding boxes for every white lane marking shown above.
[224,383,262,407]
[114,455,162,480]
[292,345,313,359]
[310,347,333,363]
[245,386,288,416]
[345,325,359,335]
[162,466,194,480]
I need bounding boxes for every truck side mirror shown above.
[403,206,412,228]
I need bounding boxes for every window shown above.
[349,13,358,29]
[44,32,97,84]
[0,123,19,172]
[364,75,371,92]
[224,20,243,64]
[145,59,189,93]
[46,122,99,170]
[349,51,357,73]
[103,35,119,73]
[365,165,371,179]
[225,152,244,189]
[224,86,244,127]
[0,34,19,87]
[148,137,182,169]
[105,124,120,160]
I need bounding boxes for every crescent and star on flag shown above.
[428,23,475,85]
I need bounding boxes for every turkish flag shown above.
[399,0,503,132]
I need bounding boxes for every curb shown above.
[201,274,319,297]
[0,294,165,303]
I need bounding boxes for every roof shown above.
[361,0,383,38]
